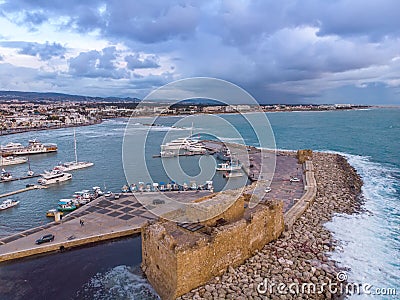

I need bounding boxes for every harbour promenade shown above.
[0,190,212,262]
[0,144,305,263]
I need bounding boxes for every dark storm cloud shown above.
[1,0,400,103]
[0,41,66,60]
[125,54,160,70]
[68,46,129,79]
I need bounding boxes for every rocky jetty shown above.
[179,152,363,300]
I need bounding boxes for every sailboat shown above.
[27,157,34,176]
[53,129,94,172]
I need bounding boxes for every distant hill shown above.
[0,90,141,103]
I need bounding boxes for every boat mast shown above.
[73,128,78,163]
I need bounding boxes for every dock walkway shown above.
[0,185,46,199]
[0,190,211,262]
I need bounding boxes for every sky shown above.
[0,0,400,104]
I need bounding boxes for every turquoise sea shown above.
[0,108,399,299]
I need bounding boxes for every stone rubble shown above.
[179,153,363,300]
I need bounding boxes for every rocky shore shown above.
[179,152,363,300]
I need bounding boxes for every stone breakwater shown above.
[179,152,363,300]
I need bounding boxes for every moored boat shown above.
[0,156,28,166]
[38,170,72,185]
[223,170,243,178]
[46,209,64,217]
[53,129,93,171]
[2,140,57,156]
[1,169,13,181]
[0,199,19,210]
[57,199,76,212]
[216,148,231,161]
[216,161,242,171]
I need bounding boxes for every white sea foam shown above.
[76,265,160,300]
[322,152,400,299]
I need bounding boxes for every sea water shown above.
[0,108,398,299]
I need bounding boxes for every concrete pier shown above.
[0,185,47,199]
[0,190,212,263]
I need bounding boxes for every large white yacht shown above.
[216,161,242,171]
[38,170,72,185]
[161,137,199,151]
[0,156,28,166]
[1,140,57,156]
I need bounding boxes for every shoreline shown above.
[1,106,387,138]
[179,152,363,299]
[0,120,102,137]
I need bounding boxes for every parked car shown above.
[290,177,300,182]
[265,187,272,193]
[35,234,55,245]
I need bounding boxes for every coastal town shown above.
[0,95,370,136]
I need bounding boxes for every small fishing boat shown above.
[146,183,152,192]
[152,182,159,191]
[46,209,63,217]
[130,183,137,192]
[1,169,13,181]
[160,150,178,158]
[92,186,104,196]
[190,181,197,190]
[206,180,214,191]
[138,182,145,192]
[0,199,19,211]
[223,170,243,178]
[216,148,231,162]
[121,185,129,193]
[57,199,76,212]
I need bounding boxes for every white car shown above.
[265,187,272,193]
[290,177,300,182]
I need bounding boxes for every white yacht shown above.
[53,129,93,171]
[161,137,199,151]
[223,170,243,178]
[38,170,72,185]
[216,162,242,171]
[1,142,24,152]
[0,156,28,166]
[0,199,20,211]
[2,140,57,156]
[1,170,12,181]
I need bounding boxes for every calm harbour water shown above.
[0,108,399,299]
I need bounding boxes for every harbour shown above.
[0,110,399,299]
[0,137,305,263]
